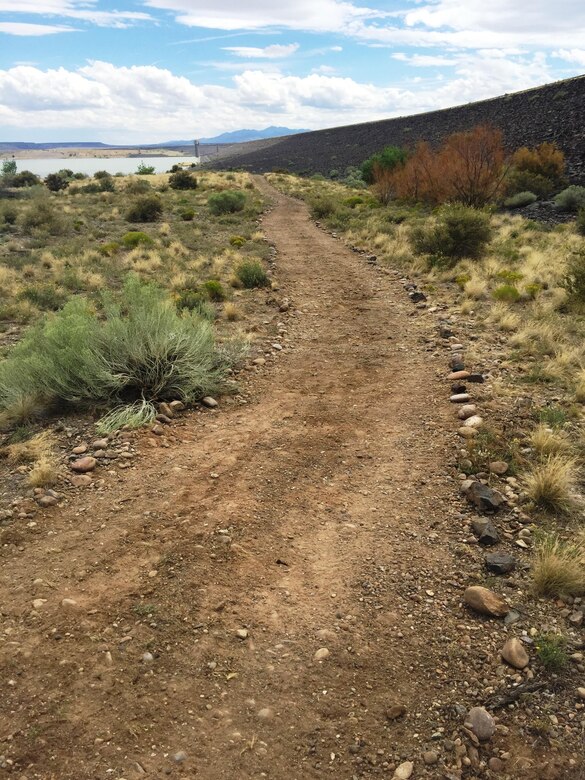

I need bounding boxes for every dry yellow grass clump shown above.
[533,532,585,596]
[531,425,572,457]
[524,454,578,514]
[2,431,60,488]
[223,302,241,321]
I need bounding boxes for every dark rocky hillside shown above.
[209,75,585,181]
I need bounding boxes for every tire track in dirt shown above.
[0,177,461,779]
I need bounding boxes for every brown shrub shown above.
[511,142,565,183]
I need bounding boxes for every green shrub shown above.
[504,191,537,208]
[125,178,152,195]
[96,399,156,434]
[121,231,154,248]
[76,182,102,194]
[410,205,492,266]
[208,190,246,215]
[202,279,226,301]
[179,208,195,221]
[0,276,234,419]
[0,203,18,225]
[230,235,246,247]
[493,284,521,302]
[19,200,67,235]
[126,195,163,222]
[136,162,155,175]
[45,173,69,192]
[18,285,67,311]
[506,170,555,199]
[1,160,17,178]
[169,170,198,190]
[535,633,567,672]
[309,195,338,219]
[577,207,585,237]
[361,146,407,185]
[12,171,41,188]
[235,260,268,288]
[99,241,121,256]
[562,248,585,302]
[554,185,585,213]
[175,289,216,320]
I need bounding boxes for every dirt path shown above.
[1,180,470,778]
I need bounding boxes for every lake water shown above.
[3,156,200,178]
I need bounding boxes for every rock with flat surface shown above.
[485,552,516,574]
[466,707,495,741]
[501,637,529,669]
[70,456,97,473]
[489,461,509,475]
[463,481,505,512]
[450,393,471,403]
[464,586,509,617]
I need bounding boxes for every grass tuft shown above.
[524,454,578,513]
[532,532,585,597]
[96,400,157,434]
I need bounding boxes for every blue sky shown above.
[0,0,584,143]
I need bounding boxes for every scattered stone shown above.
[386,704,407,721]
[504,610,521,625]
[448,370,471,380]
[91,438,108,450]
[409,291,426,303]
[489,461,509,475]
[488,757,505,773]
[279,301,290,312]
[423,751,438,765]
[142,652,154,663]
[463,481,505,512]
[155,414,172,425]
[159,402,173,418]
[257,707,273,719]
[450,393,471,403]
[202,396,218,409]
[568,610,583,626]
[485,552,516,575]
[471,518,499,546]
[236,628,249,640]
[467,373,485,384]
[439,325,453,338]
[450,358,465,371]
[465,707,496,741]
[32,598,47,609]
[151,425,164,436]
[70,456,97,473]
[253,357,266,366]
[464,586,509,617]
[314,647,330,661]
[501,637,529,669]
[70,474,92,487]
[37,495,58,508]
[72,444,88,455]
[457,404,477,420]
[577,687,585,700]
[451,382,467,394]
[463,415,483,428]
[173,751,187,763]
[393,761,414,779]
[169,400,185,412]
[61,598,78,609]
[458,427,477,439]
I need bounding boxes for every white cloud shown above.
[0,21,77,35]
[0,52,558,143]
[223,43,299,58]
[143,0,382,31]
[392,53,457,67]
[555,48,585,67]
[0,0,151,28]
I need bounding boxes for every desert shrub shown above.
[12,171,41,188]
[121,231,154,248]
[94,170,110,179]
[136,162,155,175]
[99,241,120,256]
[125,178,152,195]
[169,170,198,190]
[535,633,568,671]
[175,289,216,319]
[1,160,17,178]
[504,191,537,208]
[0,203,18,225]
[388,126,506,206]
[361,146,407,185]
[179,208,195,221]
[576,207,585,236]
[19,200,67,235]
[235,260,268,288]
[0,276,233,420]
[18,285,67,311]
[202,279,226,302]
[410,205,492,265]
[126,195,163,222]
[76,182,102,194]
[208,190,246,215]
[230,235,246,247]
[493,284,521,303]
[505,169,556,198]
[309,195,338,219]
[45,173,69,192]
[511,142,565,183]
[562,248,585,302]
[555,185,585,213]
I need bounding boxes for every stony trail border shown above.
[0,179,581,779]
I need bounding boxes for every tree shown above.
[361,146,407,185]
[1,160,17,178]
[136,162,155,175]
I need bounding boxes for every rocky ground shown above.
[0,178,583,779]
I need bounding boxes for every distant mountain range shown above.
[0,127,308,152]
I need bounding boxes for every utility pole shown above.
[194,140,200,157]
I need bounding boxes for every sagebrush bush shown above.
[125,178,152,195]
[0,276,237,421]
[121,231,154,248]
[19,200,67,235]
[554,185,585,213]
[504,191,537,208]
[505,169,555,199]
[410,205,492,265]
[208,190,246,215]
[309,195,338,219]
[169,170,198,190]
[235,260,268,288]
[18,284,67,311]
[126,195,163,222]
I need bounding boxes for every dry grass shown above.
[573,368,585,403]
[463,277,488,299]
[533,532,585,596]
[531,425,572,457]
[223,302,242,321]
[487,302,521,332]
[524,454,578,513]
[28,457,59,487]
[3,430,55,464]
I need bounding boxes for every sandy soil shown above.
[0,179,580,779]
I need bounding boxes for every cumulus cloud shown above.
[223,43,299,58]
[555,48,585,67]
[0,52,559,143]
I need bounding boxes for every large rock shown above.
[501,637,529,669]
[471,518,499,546]
[70,456,97,473]
[485,552,516,574]
[464,586,509,617]
[466,707,495,741]
[463,481,505,513]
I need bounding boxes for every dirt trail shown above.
[0,179,464,778]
